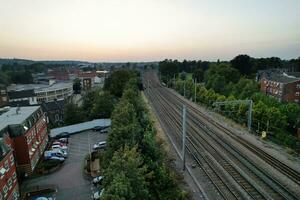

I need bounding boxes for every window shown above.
[8,178,12,189]
[4,161,9,171]
[1,97,7,102]
[12,172,17,182]
[0,90,5,94]
[2,185,8,197]
[296,92,300,97]
[297,84,300,89]
[10,155,14,166]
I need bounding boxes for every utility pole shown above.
[247,100,253,131]
[266,120,269,134]
[173,74,176,88]
[182,105,187,171]
[194,79,197,103]
[183,81,186,98]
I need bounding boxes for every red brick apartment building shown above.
[0,139,19,200]
[0,106,48,177]
[260,73,300,103]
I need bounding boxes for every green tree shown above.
[192,68,204,82]
[73,78,82,94]
[230,54,253,76]
[64,102,85,125]
[104,69,137,97]
[91,92,115,119]
[102,146,149,200]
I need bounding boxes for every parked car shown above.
[54,132,70,139]
[92,126,102,131]
[53,141,67,147]
[45,149,68,159]
[58,138,68,144]
[99,128,110,134]
[93,189,104,200]
[34,197,55,200]
[93,141,107,150]
[49,156,65,162]
[52,144,68,150]
[92,176,104,185]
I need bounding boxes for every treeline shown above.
[100,70,187,199]
[159,57,300,152]
[0,63,47,85]
[159,55,300,79]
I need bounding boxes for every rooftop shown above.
[265,73,300,84]
[50,119,111,138]
[7,82,73,93]
[0,106,40,131]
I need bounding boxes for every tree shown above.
[230,54,253,76]
[192,68,204,82]
[73,78,81,94]
[91,92,115,119]
[104,70,136,97]
[102,146,149,200]
[64,102,85,125]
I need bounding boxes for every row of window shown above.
[0,155,15,179]
[0,172,17,200]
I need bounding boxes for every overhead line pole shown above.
[194,79,197,103]
[182,105,187,171]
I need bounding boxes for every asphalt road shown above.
[22,130,107,199]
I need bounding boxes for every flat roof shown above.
[0,106,40,130]
[50,119,111,138]
[7,82,73,93]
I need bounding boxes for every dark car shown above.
[54,132,70,139]
[92,126,102,131]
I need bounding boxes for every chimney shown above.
[16,104,20,115]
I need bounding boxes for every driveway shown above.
[22,130,107,199]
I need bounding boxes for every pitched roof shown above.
[41,100,65,112]
[264,73,300,84]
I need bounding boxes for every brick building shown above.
[0,106,48,177]
[0,139,19,200]
[0,86,9,108]
[77,71,99,90]
[260,73,300,103]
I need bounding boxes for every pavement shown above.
[21,130,107,200]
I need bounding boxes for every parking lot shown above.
[22,130,107,199]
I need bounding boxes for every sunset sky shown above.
[0,0,299,62]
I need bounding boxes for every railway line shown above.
[143,71,300,200]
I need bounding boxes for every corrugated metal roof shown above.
[50,119,111,138]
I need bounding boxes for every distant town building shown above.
[0,106,48,176]
[8,89,37,106]
[77,71,101,90]
[260,73,300,103]
[0,139,19,200]
[0,86,9,108]
[7,82,73,104]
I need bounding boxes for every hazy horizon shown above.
[0,0,299,62]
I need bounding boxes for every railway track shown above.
[143,71,300,200]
